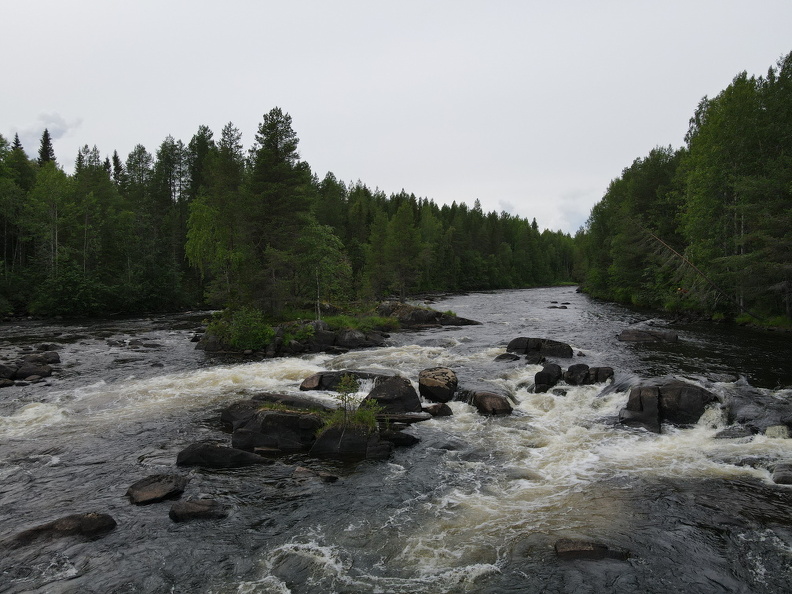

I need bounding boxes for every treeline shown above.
[0,108,574,317]
[580,51,792,322]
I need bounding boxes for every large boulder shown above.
[176,443,271,468]
[363,376,422,414]
[13,362,52,380]
[126,474,189,505]
[534,363,563,393]
[589,367,615,383]
[299,370,393,391]
[563,364,615,386]
[309,426,393,461]
[12,513,117,546]
[418,367,458,403]
[563,363,590,386]
[658,380,719,425]
[220,399,265,430]
[726,384,792,434]
[231,410,324,454]
[507,337,573,359]
[460,390,513,415]
[335,329,367,349]
[619,386,661,433]
[619,380,719,433]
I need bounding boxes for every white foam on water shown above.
[2,354,335,437]
[0,402,71,437]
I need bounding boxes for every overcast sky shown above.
[3,1,791,233]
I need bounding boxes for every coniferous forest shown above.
[1,51,790,324]
[579,51,792,323]
[0,108,574,318]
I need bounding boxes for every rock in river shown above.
[176,443,271,468]
[363,376,422,414]
[619,380,719,433]
[418,366,458,403]
[169,499,228,522]
[12,512,117,546]
[126,474,189,505]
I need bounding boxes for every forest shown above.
[0,109,575,318]
[579,51,792,323]
[3,51,790,325]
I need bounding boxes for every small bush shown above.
[323,314,400,333]
[318,374,384,436]
[206,307,274,350]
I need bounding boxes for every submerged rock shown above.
[126,474,189,505]
[423,402,453,417]
[554,538,629,561]
[176,443,271,468]
[169,499,228,522]
[12,512,117,546]
[494,353,522,362]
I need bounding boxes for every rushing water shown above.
[2,288,792,593]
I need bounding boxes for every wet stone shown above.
[169,499,228,522]
[126,474,189,505]
[554,538,629,561]
[13,512,117,546]
[772,462,792,485]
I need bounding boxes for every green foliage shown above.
[323,314,400,333]
[319,374,384,436]
[281,321,315,344]
[579,51,792,320]
[206,306,275,350]
[2,106,579,318]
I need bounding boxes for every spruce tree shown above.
[37,128,56,165]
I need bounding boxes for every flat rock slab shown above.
[126,474,189,505]
[176,443,271,468]
[169,499,228,522]
[12,512,117,546]
[299,370,394,391]
[555,538,629,561]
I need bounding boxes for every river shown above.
[2,287,792,593]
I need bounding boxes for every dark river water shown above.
[2,287,792,593]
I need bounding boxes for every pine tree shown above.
[37,128,56,165]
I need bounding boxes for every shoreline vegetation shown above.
[1,52,790,327]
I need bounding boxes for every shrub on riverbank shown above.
[205,307,275,350]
